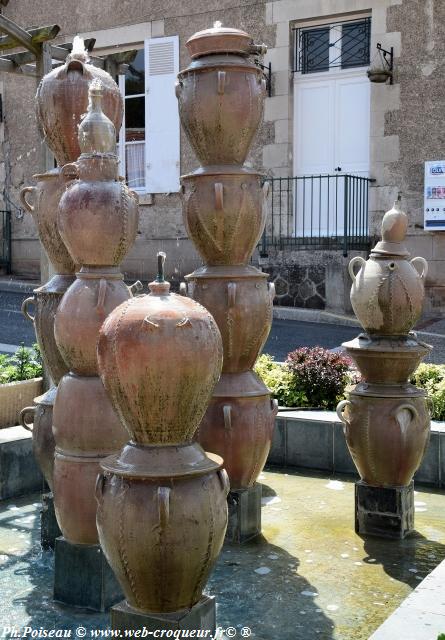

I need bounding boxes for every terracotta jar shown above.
[176,24,267,166]
[55,270,131,376]
[22,275,74,384]
[343,333,431,385]
[97,265,223,445]
[53,374,127,456]
[96,255,227,612]
[97,443,228,613]
[35,45,123,166]
[20,386,56,491]
[197,371,278,490]
[349,202,427,335]
[181,168,268,265]
[53,452,104,544]
[185,265,274,373]
[337,391,431,487]
[20,169,77,275]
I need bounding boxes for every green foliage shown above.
[0,343,43,384]
[437,634,445,640]
[254,354,306,407]
[411,363,445,421]
[255,348,356,409]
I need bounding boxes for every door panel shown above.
[293,70,370,237]
[335,76,370,175]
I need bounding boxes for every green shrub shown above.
[254,354,306,407]
[411,363,445,421]
[255,348,356,409]
[0,343,43,384]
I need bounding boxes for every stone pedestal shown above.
[40,492,61,550]
[226,483,262,544]
[111,596,216,633]
[54,537,122,611]
[355,480,414,539]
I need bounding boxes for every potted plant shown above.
[0,343,43,428]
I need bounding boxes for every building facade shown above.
[0,0,444,314]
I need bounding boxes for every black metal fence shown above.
[260,174,373,257]
[0,210,11,273]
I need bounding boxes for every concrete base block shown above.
[111,596,216,634]
[0,426,43,499]
[40,492,61,550]
[226,483,262,544]
[54,537,123,611]
[355,480,414,539]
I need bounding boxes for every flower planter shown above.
[0,378,43,428]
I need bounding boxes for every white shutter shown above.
[145,35,180,193]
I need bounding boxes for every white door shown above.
[293,70,370,237]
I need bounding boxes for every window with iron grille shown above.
[294,17,371,74]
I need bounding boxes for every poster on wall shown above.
[424,161,445,230]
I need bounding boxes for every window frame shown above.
[117,45,148,194]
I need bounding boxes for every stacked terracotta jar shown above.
[96,252,228,614]
[177,24,278,493]
[337,201,431,487]
[52,80,139,544]
[19,42,123,493]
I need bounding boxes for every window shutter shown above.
[145,35,180,193]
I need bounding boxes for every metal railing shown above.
[260,174,373,257]
[0,210,11,273]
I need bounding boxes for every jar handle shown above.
[95,473,106,504]
[263,181,270,199]
[19,186,36,213]
[427,396,434,418]
[96,279,107,319]
[179,282,187,296]
[175,80,183,99]
[214,182,224,210]
[394,403,419,424]
[128,280,143,295]
[227,282,237,308]
[348,256,366,283]
[336,399,352,424]
[410,256,428,281]
[271,397,279,416]
[218,468,230,495]
[217,70,226,95]
[21,296,35,322]
[157,486,171,530]
[223,405,232,431]
[269,281,276,302]
[19,406,35,432]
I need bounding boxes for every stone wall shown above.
[1,0,444,316]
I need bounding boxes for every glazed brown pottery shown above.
[51,81,139,545]
[337,392,430,487]
[36,49,123,166]
[185,265,274,373]
[55,271,131,376]
[22,275,74,384]
[97,267,223,445]
[97,443,228,613]
[20,386,56,491]
[198,378,278,490]
[177,58,266,166]
[53,374,127,456]
[96,255,227,613]
[53,452,104,544]
[349,201,427,335]
[20,169,76,275]
[343,334,431,384]
[181,169,268,265]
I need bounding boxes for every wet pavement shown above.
[1,468,445,639]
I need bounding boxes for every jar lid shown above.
[186,22,267,59]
